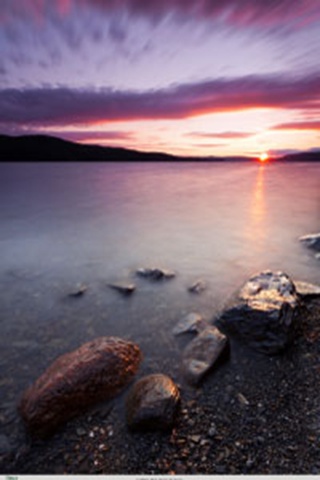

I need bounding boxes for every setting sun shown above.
[259,152,269,162]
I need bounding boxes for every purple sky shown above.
[1,0,320,156]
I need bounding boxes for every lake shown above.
[0,161,319,413]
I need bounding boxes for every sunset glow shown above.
[0,1,319,157]
[259,153,269,162]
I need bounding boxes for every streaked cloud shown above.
[1,73,319,127]
[3,0,319,29]
[188,131,254,139]
[272,121,320,131]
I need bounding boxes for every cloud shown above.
[188,131,254,139]
[47,129,135,142]
[2,0,319,30]
[0,73,319,128]
[193,142,229,149]
[79,0,320,29]
[272,121,320,130]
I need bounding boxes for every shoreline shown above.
[2,297,320,475]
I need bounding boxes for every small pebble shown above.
[208,424,217,437]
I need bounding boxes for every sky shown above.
[0,0,320,157]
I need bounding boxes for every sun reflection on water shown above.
[246,164,268,249]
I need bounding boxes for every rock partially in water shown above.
[188,280,207,294]
[216,270,299,355]
[108,282,136,295]
[173,312,207,336]
[136,267,176,281]
[68,284,88,298]
[19,336,142,437]
[126,374,180,431]
[299,233,320,252]
[294,280,320,298]
[182,326,228,385]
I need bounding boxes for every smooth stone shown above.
[216,270,299,355]
[294,280,320,297]
[173,312,207,336]
[182,326,228,385]
[299,233,320,251]
[108,282,136,295]
[188,280,206,294]
[126,374,180,431]
[136,267,176,280]
[19,336,142,437]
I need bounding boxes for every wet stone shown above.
[172,312,207,336]
[126,374,180,431]
[188,280,207,294]
[216,270,300,355]
[19,336,142,437]
[108,282,136,295]
[294,280,320,298]
[136,267,176,281]
[68,284,88,298]
[182,325,228,384]
[299,232,320,252]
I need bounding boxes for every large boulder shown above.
[126,374,180,431]
[216,271,300,354]
[19,336,142,437]
[182,326,228,385]
[299,233,320,252]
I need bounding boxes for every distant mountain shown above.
[277,151,320,162]
[0,134,177,162]
[0,134,319,162]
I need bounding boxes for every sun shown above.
[259,152,269,162]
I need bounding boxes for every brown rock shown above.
[19,336,142,437]
[126,374,180,431]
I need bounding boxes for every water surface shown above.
[0,161,319,410]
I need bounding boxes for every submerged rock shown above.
[182,326,228,385]
[299,233,320,252]
[188,280,207,294]
[216,271,300,355]
[294,280,320,298]
[19,336,142,437]
[108,282,136,295]
[126,374,180,431]
[136,267,176,281]
[173,312,207,336]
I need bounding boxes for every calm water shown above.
[0,161,319,408]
